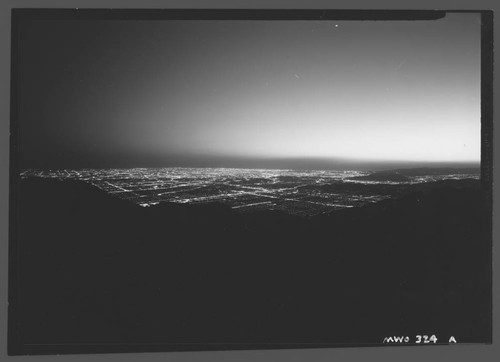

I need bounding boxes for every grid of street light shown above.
[20,168,479,216]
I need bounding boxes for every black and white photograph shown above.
[8,9,493,355]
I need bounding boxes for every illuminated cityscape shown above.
[21,168,480,216]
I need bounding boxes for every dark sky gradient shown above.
[17,13,481,170]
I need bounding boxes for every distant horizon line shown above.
[20,164,481,173]
[18,155,481,172]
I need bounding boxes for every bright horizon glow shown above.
[141,16,480,164]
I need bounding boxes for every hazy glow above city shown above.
[18,14,480,169]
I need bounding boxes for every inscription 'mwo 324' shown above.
[383,335,457,344]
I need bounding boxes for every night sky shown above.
[17,13,481,170]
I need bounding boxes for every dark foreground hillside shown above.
[10,177,491,354]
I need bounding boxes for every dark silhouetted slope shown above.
[11,176,490,354]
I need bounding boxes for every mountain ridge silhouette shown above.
[9,176,491,354]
